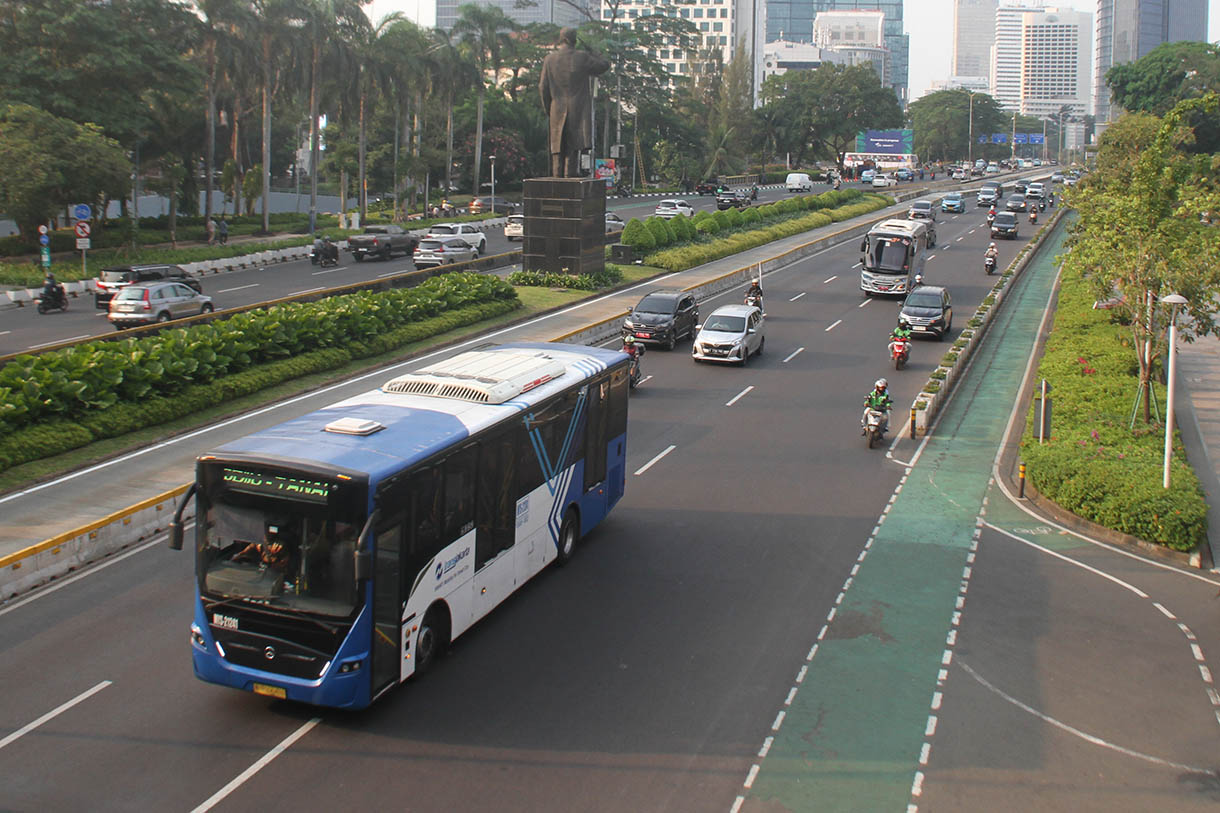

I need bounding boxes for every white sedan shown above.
[871,174,897,188]
[655,199,695,219]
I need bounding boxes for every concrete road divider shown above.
[0,484,193,601]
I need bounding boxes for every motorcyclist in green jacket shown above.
[862,378,893,434]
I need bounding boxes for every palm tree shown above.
[300,0,370,233]
[453,4,517,197]
[429,28,479,197]
[351,13,402,221]
[247,0,307,233]
[194,0,249,224]
[379,19,433,216]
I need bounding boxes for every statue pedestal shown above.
[523,177,605,277]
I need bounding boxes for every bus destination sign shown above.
[221,467,333,503]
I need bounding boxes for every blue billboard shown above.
[1029,133,1045,144]
[991,133,1008,144]
[855,129,914,155]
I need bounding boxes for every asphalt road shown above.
[7,192,1208,813]
[0,185,813,357]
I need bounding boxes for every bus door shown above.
[371,521,402,694]
[472,437,515,619]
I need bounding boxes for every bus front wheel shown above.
[556,509,579,566]
[415,605,450,676]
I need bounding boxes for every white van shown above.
[786,172,813,192]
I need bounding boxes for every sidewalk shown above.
[1176,335,1220,567]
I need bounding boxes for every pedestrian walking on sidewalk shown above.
[217,218,228,245]
[205,217,216,246]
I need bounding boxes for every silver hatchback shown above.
[413,236,479,268]
[108,281,213,329]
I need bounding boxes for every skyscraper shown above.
[765,1,909,101]
[992,3,1044,111]
[1093,0,1210,122]
[436,0,594,31]
[953,0,998,80]
[1019,8,1092,117]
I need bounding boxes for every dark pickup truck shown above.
[347,225,418,262]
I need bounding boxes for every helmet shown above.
[623,336,635,345]
[45,272,55,281]
[875,378,888,390]
[989,242,996,248]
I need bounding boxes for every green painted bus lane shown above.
[742,220,1069,811]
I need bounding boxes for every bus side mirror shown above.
[354,549,372,582]
[167,483,196,551]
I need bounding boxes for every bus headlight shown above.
[338,659,363,673]
[190,624,206,650]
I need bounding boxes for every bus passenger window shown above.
[443,445,478,541]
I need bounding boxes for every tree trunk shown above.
[309,42,321,234]
[231,109,242,216]
[358,84,367,222]
[340,169,347,219]
[445,99,455,195]
[205,40,217,223]
[392,104,400,221]
[472,89,485,197]
[262,36,272,234]
[169,170,179,248]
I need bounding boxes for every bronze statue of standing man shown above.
[539,28,610,178]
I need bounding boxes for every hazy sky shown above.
[367,0,1220,101]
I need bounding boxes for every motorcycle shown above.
[625,345,645,389]
[889,336,911,370]
[37,284,69,314]
[318,242,339,268]
[1039,198,1047,211]
[863,407,887,449]
[744,291,763,311]
[1028,209,1038,225]
[986,211,996,227]
[984,255,997,275]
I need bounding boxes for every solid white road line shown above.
[0,330,10,336]
[311,268,335,275]
[782,347,805,363]
[291,287,325,296]
[823,275,838,283]
[825,319,842,332]
[725,386,754,407]
[984,522,1149,598]
[216,283,260,294]
[377,270,402,278]
[191,717,322,813]
[28,335,88,350]
[789,292,806,301]
[634,445,676,476]
[0,681,112,750]
[0,536,167,617]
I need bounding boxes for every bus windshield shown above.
[198,466,364,618]
[868,236,911,274]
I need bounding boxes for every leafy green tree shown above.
[1062,94,1220,424]
[1106,41,1220,153]
[454,3,518,197]
[908,90,1007,163]
[0,105,129,238]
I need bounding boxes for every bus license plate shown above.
[252,683,286,699]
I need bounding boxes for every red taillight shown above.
[142,289,151,310]
[373,238,380,246]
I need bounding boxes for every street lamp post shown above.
[967,91,976,167]
[1162,293,1188,488]
[489,154,496,209]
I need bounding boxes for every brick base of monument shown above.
[522,177,606,277]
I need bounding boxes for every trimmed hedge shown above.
[1021,263,1207,551]
[506,265,624,290]
[0,272,518,436]
[645,195,886,272]
[0,298,521,473]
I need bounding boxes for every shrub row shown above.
[506,265,624,290]
[644,196,887,272]
[0,272,518,435]
[1021,261,1207,551]
[0,298,520,474]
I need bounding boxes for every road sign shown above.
[74,221,91,238]
[39,234,49,246]
[38,224,48,235]
[76,238,91,250]
[40,246,50,267]
[74,204,92,221]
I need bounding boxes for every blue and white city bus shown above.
[169,342,630,709]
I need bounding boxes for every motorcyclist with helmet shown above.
[1028,206,1038,225]
[861,378,893,435]
[41,272,66,309]
[745,279,764,313]
[891,320,912,342]
[986,205,997,226]
[985,241,999,273]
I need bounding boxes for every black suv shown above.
[716,189,749,210]
[991,211,1019,239]
[622,290,700,350]
[899,285,953,340]
[95,264,201,309]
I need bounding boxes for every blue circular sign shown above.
[74,204,92,221]
[39,234,49,246]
